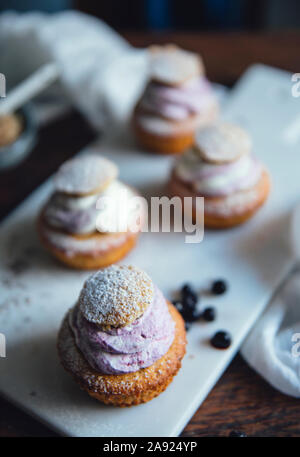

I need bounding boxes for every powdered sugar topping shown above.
[149,44,203,86]
[54,154,118,195]
[79,265,154,328]
[195,122,251,164]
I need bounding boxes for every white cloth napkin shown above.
[241,204,300,397]
[0,10,148,130]
[1,10,299,398]
[241,267,300,397]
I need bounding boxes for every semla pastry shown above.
[38,154,143,269]
[132,44,218,155]
[57,265,186,406]
[169,122,270,228]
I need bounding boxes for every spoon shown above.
[0,62,59,116]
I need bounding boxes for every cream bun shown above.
[169,122,270,228]
[57,265,186,406]
[132,44,218,155]
[38,154,143,269]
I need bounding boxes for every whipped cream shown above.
[42,228,129,257]
[139,76,216,121]
[69,287,175,374]
[44,180,138,235]
[175,149,262,197]
[54,193,98,210]
[204,186,263,217]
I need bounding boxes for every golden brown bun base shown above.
[37,214,138,270]
[132,102,218,155]
[133,119,194,155]
[169,170,271,229]
[57,302,186,407]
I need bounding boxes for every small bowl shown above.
[0,104,37,170]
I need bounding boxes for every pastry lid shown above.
[54,154,118,197]
[194,122,252,164]
[149,44,204,86]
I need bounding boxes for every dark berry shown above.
[211,330,231,349]
[185,322,191,331]
[229,431,247,437]
[211,279,227,295]
[181,284,198,303]
[182,294,197,309]
[181,283,192,295]
[202,307,216,322]
[182,307,202,323]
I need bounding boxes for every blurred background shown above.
[0,0,299,213]
[1,0,300,30]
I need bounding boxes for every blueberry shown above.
[229,430,247,437]
[181,284,198,302]
[181,283,192,295]
[182,307,201,323]
[182,294,197,309]
[211,330,231,349]
[202,307,216,322]
[211,279,227,295]
[189,291,198,304]
[185,322,191,332]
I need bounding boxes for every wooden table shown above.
[1,31,299,437]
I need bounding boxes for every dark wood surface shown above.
[126,30,300,86]
[1,31,300,437]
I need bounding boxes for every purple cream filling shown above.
[140,76,215,120]
[176,154,263,197]
[44,193,98,234]
[45,205,97,233]
[70,287,175,374]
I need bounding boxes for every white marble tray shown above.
[0,65,297,436]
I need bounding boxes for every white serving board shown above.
[0,65,298,437]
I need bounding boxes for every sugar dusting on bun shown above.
[54,154,118,196]
[194,122,251,164]
[79,265,154,329]
[149,44,203,86]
